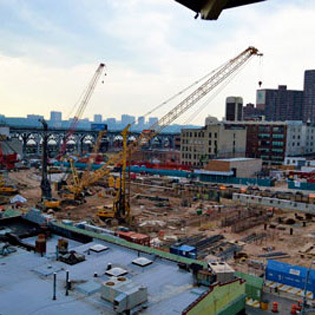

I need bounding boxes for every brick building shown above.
[180,117,247,167]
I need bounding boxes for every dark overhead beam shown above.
[175,0,267,20]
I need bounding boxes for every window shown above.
[273,134,284,139]
[259,126,269,132]
[209,132,212,138]
[214,133,217,138]
[209,140,212,146]
[272,141,283,146]
[258,133,270,139]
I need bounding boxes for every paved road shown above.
[246,293,315,314]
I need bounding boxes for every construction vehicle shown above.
[70,47,262,222]
[0,172,18,195]
[56,63,106,202]
[0,134,18,170]
[58,158,86,205]
[37,119,60,211]
[97,125,131,223]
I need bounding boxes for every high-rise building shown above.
[256,86,304,122]
[106,118,116,129]
[94,114,102,123]
[225,97,243,121]
[138,116,145,128]
[243,103,264,121]
[50,111,62,122]
[121,114,135,126]
[148,117,158,127]
[27,114,44,120]
[303,70,315,124]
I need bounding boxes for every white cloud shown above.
[1,1,315,125]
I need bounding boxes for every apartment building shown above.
[180,116,247,167]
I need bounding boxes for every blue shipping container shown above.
[170,244,197,259]
[266,260,315,293]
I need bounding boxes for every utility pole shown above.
[302,260,315,314]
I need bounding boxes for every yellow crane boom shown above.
[79,47,261,190]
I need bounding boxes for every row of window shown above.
[258,126,285,132]
[182,131,218,138]
[258,133,285,139]
[182,139,204,145]
[181,153,211,160]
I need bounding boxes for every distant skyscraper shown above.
[256,85,303,122]
[94,114,102,123]
[148,117,158,127]
[303,70,315,124]
[106,118,116,129]
[27,114,44,120]
[138,116,145,127]
[225,97,243,121]
[121,114,135,126]
[243,103,264,121]
[50,111,62,122]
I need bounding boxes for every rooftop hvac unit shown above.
[101,277,147,312]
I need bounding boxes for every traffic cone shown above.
[271,301,279,313]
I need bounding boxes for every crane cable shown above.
[181,57,252,125]
[129,59,231,127]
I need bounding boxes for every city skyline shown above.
[0,1,315,125]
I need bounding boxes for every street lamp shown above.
[302,260,315,315]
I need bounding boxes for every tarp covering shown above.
[10,195,27,204]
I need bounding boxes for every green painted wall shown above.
[234,271,263,301]
[218,294,246,315]
[186,279,245,315]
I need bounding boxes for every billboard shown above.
[91,123,107,131]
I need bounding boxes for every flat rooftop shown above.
[0,233,204,314]
[215,158,258,162]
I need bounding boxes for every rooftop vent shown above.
[59,250,85,265]
[89,244,108,253]
[132,257,153,267]
[105,267,128,277]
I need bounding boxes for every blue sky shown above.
[0,0,314,125]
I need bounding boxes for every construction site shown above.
[1,47,314,314]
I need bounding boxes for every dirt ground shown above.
[5,169,315,269]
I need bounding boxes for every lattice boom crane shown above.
[80,47,262,189]
[58,63,106,158]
